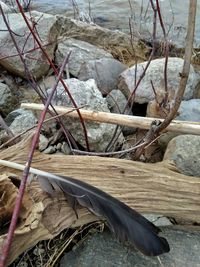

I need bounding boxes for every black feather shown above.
[0,159,170,256]
[37,174,170,256]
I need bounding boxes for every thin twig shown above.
[156,0,169,106]
[105,0,158,152]
[72,141,148,157]
[21,103,200,135]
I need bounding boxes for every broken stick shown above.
[21,103,200,135]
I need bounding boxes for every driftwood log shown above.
[0,134,200,264]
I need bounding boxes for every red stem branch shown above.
[0,55,69,267]
[15,0,90,151]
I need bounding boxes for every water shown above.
[32,0,200,47]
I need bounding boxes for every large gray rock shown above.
[60,228,200,267]
[55,38,113,77]
[118,58,200,104]
[5,108,28,125]
[106,89,134,135]
[49,78,124,151]
[78,58,126,95]
[164,135,200,177]
[0,11,58,79]
[0,1,13,13]
[0,83,15,116]
[8,109,37,135]
[56,16,148,59]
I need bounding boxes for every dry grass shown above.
[11,221,104,267]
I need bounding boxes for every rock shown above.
[39,134,49,152]
[8,109,37,135]
[106,90,135,135]
[0,11,58,79]
[55,38,113,77]
[5,108,29,125]
[60,228,200,267]
[143,214,172,227]
[49,78,124,151]
[0,83,15,116]
[43,145,56,154]
[194,80,200,98]
[176,99,200,121]
[158,132,179,151]
[56,16,148,64]
[163,135,200,177]
[3,0,27,11]
[118,58,200,104]
[38,75,57,91]
[0,1,13,13]
[106,90,130,114]
[78,58,126,95]
[61,142,70,155]
[56,143,62,151]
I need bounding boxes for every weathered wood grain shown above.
[0,133,199,223]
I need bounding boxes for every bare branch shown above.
[21,103,200,136]
[0,52,69,267]
[155,0,197,134]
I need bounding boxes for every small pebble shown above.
[43,145,56,154]
[61,142,70,155]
